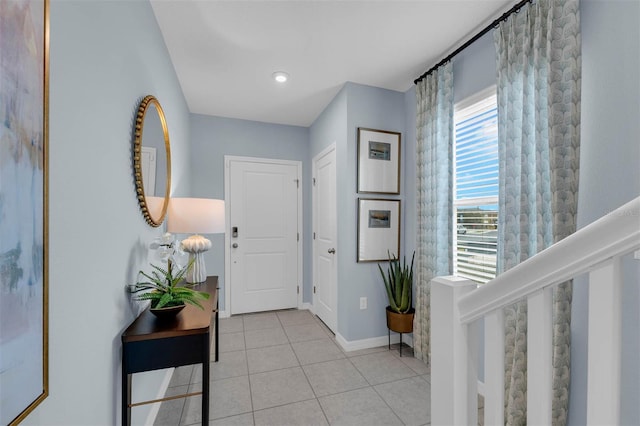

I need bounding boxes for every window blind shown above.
[453,90,498,284]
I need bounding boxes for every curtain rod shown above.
[413,0,532,85]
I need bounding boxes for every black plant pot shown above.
[150,303,185,319]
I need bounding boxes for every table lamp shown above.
[167,197,225,283]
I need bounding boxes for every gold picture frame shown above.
[0,0,49,423]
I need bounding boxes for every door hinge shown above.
[313,286,316,294]
[295,178,299,188]
[313,177,316,186]
[297,285,300,294]
[297,232,300,242]
[313,232,316,240]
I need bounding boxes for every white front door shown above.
[313,145,337,332]
[226,157,301,315]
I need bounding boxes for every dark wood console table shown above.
[121,276,218,426]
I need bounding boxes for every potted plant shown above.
[131,259,210,318]
[378,251,415,355]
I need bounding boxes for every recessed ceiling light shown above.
[272,71,289,83]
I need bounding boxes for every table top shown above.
[122,276,218,343]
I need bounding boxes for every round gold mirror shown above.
[133,95,171,227]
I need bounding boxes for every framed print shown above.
[357,128,401,194]
[0,0,49,424]
[357,198,401,262]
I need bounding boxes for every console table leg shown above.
[215,292,219,362]
[202,333,210,425]
[122,372,131,426]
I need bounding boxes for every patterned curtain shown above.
[494,0,581,424]
[413,62,454,365]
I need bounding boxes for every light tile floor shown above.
[154,309,431,426]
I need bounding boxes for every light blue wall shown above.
[27,1,192,425]
[403,2,639,420]
[571,1,640,424]
[309,83,407,342]
[308,86,348,314]
[339,83,406,341]
[452,32,497,104]
[189,114,309,310]
[26,1,637,424]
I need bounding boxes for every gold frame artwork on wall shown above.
[0,0,50,424]
[357,128,401,194]
[357,198,401,262]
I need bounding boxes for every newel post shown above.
[431,276,479,426]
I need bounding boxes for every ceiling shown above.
[151,0,514,127]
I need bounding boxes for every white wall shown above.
[24,1,191,424]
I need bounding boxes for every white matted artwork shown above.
[357,128,401,194]
[357,198,400,262]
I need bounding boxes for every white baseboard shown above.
[221,305,416,355]
[145,368,175,426]
[335,332,413,352]
[220,304,311,318]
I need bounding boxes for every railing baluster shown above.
[431,276,478,426]
[587,257,622,425]
[446,199,639,426]
[527,287,553,425]
[484,309,504,425]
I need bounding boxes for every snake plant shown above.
[131,259,209,310]
[378,251,415,314]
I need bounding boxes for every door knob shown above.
[232,243,239,248]
[328,248,336,254]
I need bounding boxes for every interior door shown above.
[313,145,337,332]
[227,157,300,314]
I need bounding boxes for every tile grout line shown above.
[289,332,332,426]
[274,311,328,424]
[369,379,409,426]
[176,310,432,426]
[239,314,257,425]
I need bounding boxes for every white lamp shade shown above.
[167,198,225,234]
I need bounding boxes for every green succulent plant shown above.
[378,251,415,314]
[131,260,209,310]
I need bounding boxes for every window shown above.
[453,87,498,284]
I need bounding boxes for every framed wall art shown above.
[0,0,49,424]
[357,198,400,262]
[357,128,401,194]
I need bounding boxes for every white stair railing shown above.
[431,196,640,425]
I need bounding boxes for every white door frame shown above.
[223,155,303,317]
[312,143,338,331]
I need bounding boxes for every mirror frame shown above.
[133,95,171,227]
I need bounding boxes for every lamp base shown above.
[181,234,212,284]
[186,252,207,284]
